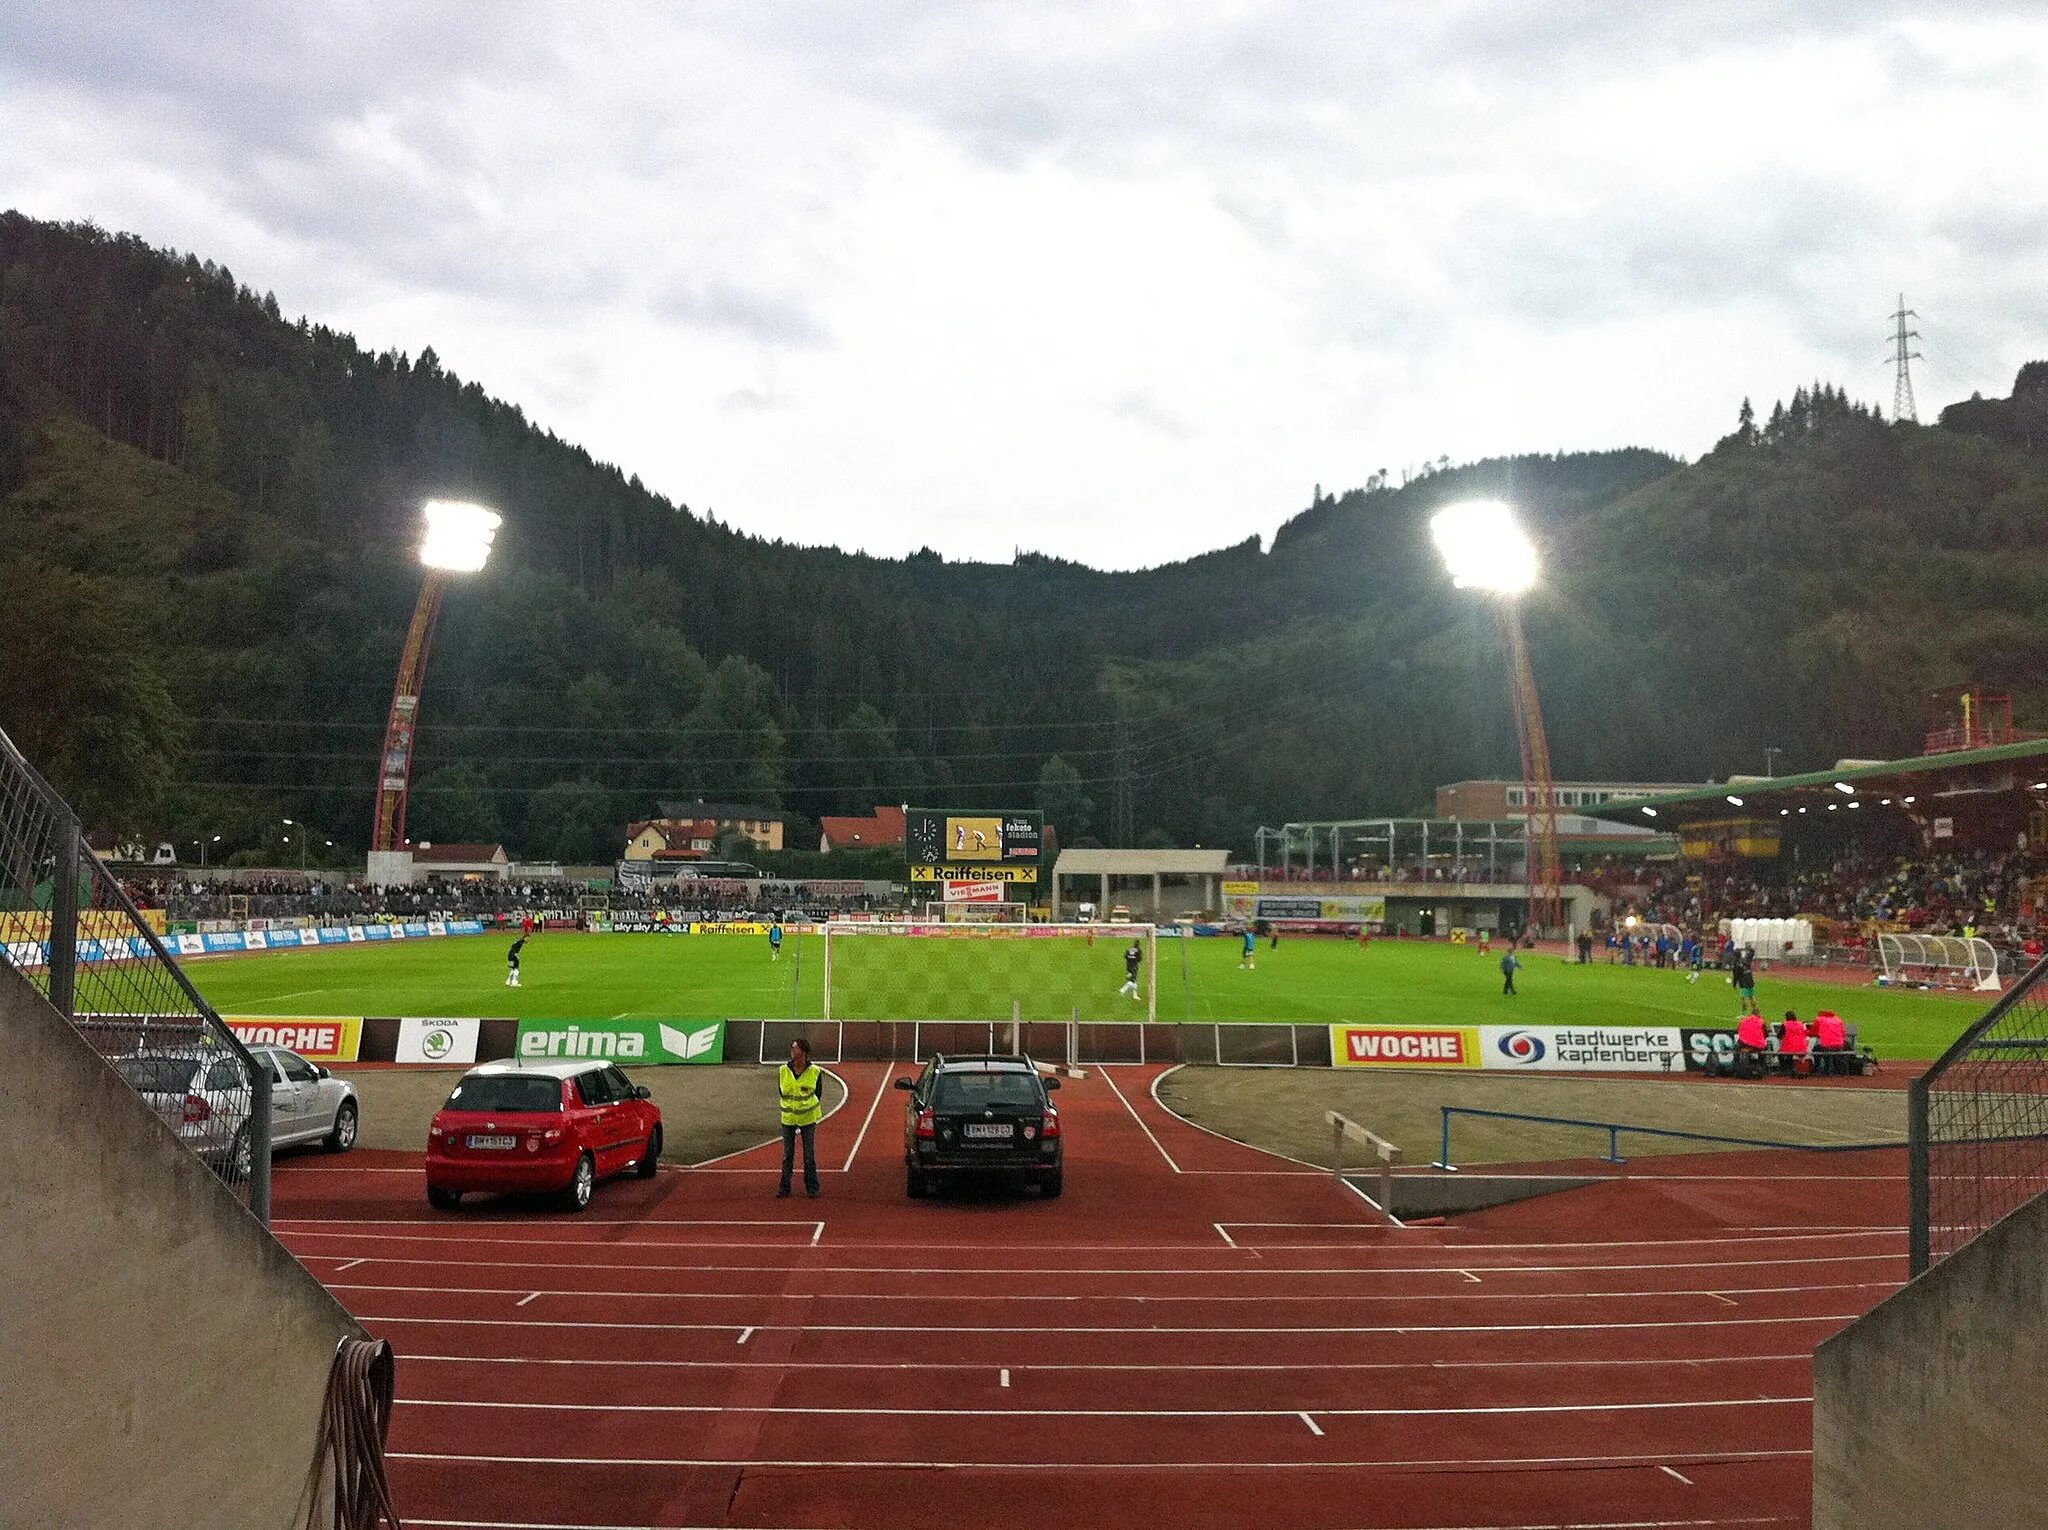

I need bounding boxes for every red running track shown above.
[269,1061,1909,1530]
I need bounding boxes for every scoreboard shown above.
[905,809,1043,884]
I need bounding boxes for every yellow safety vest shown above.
[779,1063,822,1127]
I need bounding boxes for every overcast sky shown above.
[4,2,2045,569]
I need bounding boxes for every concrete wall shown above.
[1813,1187,2048,1529]
[0,966,361,1530]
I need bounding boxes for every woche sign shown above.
[1331,1026,1483,1068]
[225,1017,363,1064]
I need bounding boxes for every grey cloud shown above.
[653,279,833,348]
[1109,390,1191,437]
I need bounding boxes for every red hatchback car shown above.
[426,1059,663,1212]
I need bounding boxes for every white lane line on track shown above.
[400,1352,1821,1374]
[1299,1411,1324,1436]
[289,1248,1905,1279]
[1458,1269,1482,1283]
[352,1312,1862,1337]
[737,1327,754,1345]
[1100,1067,1181,1172]
[1000,1368,1010,1388]
[397,1520,1795,1530]
[400,1393,1813,1420]
[515,1293,539,1308]
[323,1279,1894,1305]
[841,1067,895,1173]
[334,1258,366,1272]
[1213,1223,1237,1248]
[1660,1464,1696,1485]
[274,1222,1903,1250]
[386,1447,1814,1471]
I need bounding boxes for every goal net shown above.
[1876,932,2003,992]
[823,921,1160,1022]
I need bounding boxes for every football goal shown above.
[1876,932,2003,993]
[823,920,1162,1022]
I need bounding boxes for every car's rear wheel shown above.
[906,1162,929,1199]
[427,1185,462,1210]
[224,1126,253,1183]
[635,1125,663,1178]
[561,1152,596,1212]
[324,1100,358,1153]
[1039,1167,1064,1199]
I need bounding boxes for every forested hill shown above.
[4,212,2047,866]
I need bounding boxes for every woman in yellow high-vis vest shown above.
[778,1037,823,1197]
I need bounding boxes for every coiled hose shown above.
[323,1335,403,1529]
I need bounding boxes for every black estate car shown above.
[896,1054,1062,1199]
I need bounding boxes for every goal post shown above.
[823,920,1160,1023]
[1876,932,2003,992]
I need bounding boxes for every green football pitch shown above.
[187,930,1986,1059]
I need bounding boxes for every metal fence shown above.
[1909,952,2048,1275]
[0,727,269,1223]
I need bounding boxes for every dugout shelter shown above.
[1050,848,1231,922]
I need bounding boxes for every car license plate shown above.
[962,1122,1013,1140]
[467,1134,517,1150]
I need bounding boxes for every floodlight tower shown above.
[367,501,501,879]
[1429,500,1565,938]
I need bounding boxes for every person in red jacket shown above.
[1734,1010,1768,1077]
[1779,1011,1811,1072]
[1814,1009,1847,1073]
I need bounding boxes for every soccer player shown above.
[506,935,526,988]
[1239,924,1256,970]
[769,918,784,961]
[1119,940,1142,999]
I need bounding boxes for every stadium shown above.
[9,25,2048,1530]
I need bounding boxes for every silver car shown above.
[112,1043,359,1178]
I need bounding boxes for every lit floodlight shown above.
[1726,795,1744,807]
[1640,807,1657,818]
[1428,500,1538,595]
[1833,782,1856,794]
[1903,796,1915,804]
[420,500,503,572]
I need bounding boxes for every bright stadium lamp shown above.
[1428,500,1539,595]
[1430,499,1558,937]
[369,499,504,878]
[420,499,503,572]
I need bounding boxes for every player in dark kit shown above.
[506,936,527,988]
[1119,940,1142,999]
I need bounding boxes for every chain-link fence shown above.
[1909,953,2048,1274]
[0,727,269,1223]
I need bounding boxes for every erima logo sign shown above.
[658,1023,720,1059]
[1496,1030,1547,1064]
[519,1022,720,1060]
[1344,1029,1466,1063]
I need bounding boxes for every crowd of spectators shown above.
[118,874,885,926]
[1615,848,2043,943]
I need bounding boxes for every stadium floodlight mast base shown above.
[1428,500,1564,938]
[368,501,502,883]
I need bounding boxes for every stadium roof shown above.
[1582,738,2048,827]
[1054,848,1231,876]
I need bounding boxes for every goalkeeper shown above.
[1119,939,1143,1000]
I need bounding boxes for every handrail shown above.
[1435,1104,1905,1171]
[1326,1110,1401,1224]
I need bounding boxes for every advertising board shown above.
[514,1018,726,1065]
[1330,1025,1483,1068]
[395,1016,481,1065]
[225,1016,363,1063]
[1224,890,1387,925]
[1478,1025,1686,1071]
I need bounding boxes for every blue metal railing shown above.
[1434,1105,1906,1170]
